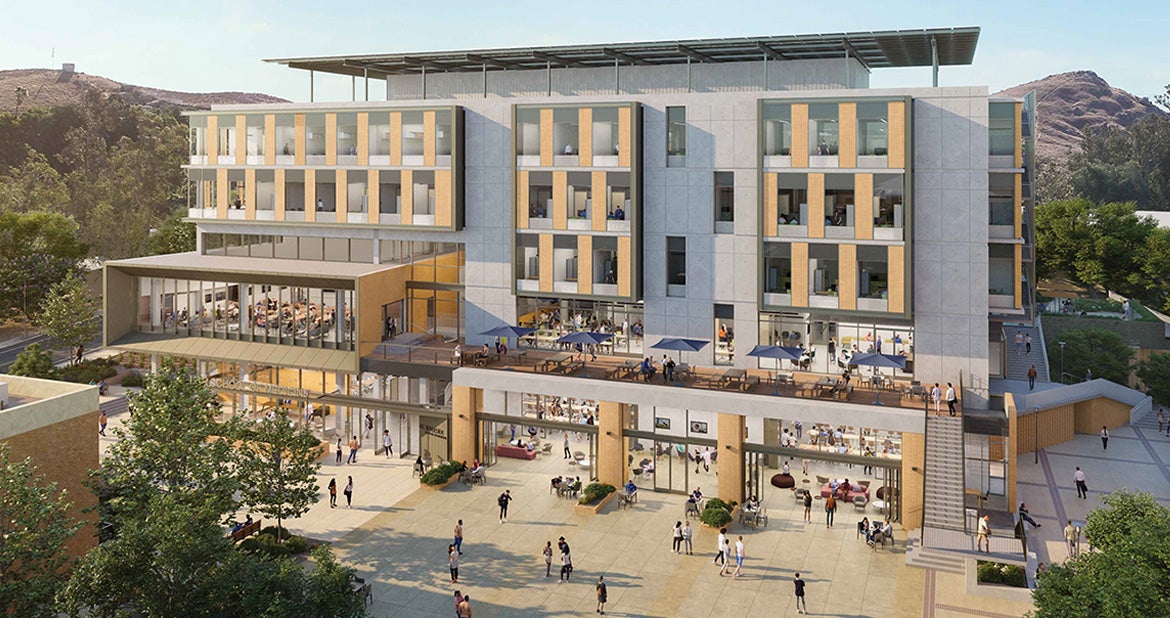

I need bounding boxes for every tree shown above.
[6,343,56,379]
[148,213,196,255]
[1046,328,1134,384]
[236,416,322,542]
[0,148,70,214]
[35,276,100,364]
[1136,352,1170,408]
[0,210,87,322]
[0,443,82,618]
[1030,490,1170,618]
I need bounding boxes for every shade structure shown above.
[847,352,906,405]
[745,345,804,361]
[479,325,536,339]
[555,331,614,346]
[650,338,710,353]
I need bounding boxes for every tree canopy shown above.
[1136,352,1170,406]
[6,343,56,380]
[236,416,322,541]
[1045,327,1134,384]
[0,210,87,322]
[35,276,101,364]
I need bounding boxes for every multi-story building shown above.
[103,27,1035,528]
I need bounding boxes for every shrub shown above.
[238,537,261,553]
[284,535,309,554]
[700,504,732,528]
[977,561,1026,587]
[120,372,145,387]
[577,483,616,505]
[57,359,118,384]
[704,497,732,512]
[421,461,461,486]
[260,525,291,541]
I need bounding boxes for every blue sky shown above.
[3,0,1168,102]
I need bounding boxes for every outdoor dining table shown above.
[507,349,529,365]
[812,376,836,396]
[541,353,573,373]
[717,368,747,389]
[610,360,640,380]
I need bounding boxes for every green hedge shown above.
[420,461,461,486]
[120,372,145,387]
[577,483,616,505]
[700,504,732,528]
[239,532,310,557]
[57,359,118,384]
[977,561,1027,587]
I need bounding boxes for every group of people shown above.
[858,517,893,547]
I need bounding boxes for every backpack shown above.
[498,493,508,507]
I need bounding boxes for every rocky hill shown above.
[0,67,287,113]
[996,71,1167,161]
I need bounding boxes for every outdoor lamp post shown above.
[1059,341,1066,383]
[1032,406,1040,464]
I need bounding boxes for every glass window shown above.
[714,172,734,224]
[858,245,889,299]
[809,244,839,296]
[777,174,808,225]
[368,113,391,156]
[989,244,1015,295]
[990,174,1015,226]
[666,236,686,292]
[808,103,839,156]
[527,171,553,222]
[336,112,358,158]
[515,108,541,157]
[189,117,207,156]
[274,114,296,159]
[435,110,453,157]
[305,114,326,156]
[873,174,904,228]
[515,297,643,356]
[762,103,791,156]
[401,111,425,158]
[667,106,686,157]
[824,174,855,228]
[989,103,1016,156]
[714,304,734,365]
[217,117,236,157]
[857,102,888,156]
[245,114,265,157]
[763,243,792,294]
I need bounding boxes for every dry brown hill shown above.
[996,70,1167,162]
[0,67,287,113]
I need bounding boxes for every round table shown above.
[770,473,796,489]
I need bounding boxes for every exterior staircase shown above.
[99,395,129,417]
[922,415,965,530]
[904,533,965,574]
[1002,323,1049,383]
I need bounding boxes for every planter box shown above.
[420,474,457,490]
[700,505,740,528]
[574,491,616,515]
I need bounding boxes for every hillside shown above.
[996,71,1168,161]
[0,67,287,113]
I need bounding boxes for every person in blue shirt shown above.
[625,480,637,496]
[611,205,625,220]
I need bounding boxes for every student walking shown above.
[383,429,393,458]
[1074,466,1088,499]
[347,435,359,464]
[335,438,343,464]
[99,410,108,437]
[563,434,572,459]
[1025,333,1033,355]
[1014,331,1023,355]
[498,490,513,523]
[453,520,464,554]
[1100,426,1109,450]
[328,478,337,508]
[793,572,807,614]
[977,515,991,553]
[559,540,573,582]
[713,528,728,566]
[448,544,459,583]
[1064,520,1080,557]
[824,494,837,528]
[946,383,958,415]
[596,575,608,614]
[1027,365,1037,390]
[343,476,353,507]
[682,520,693,554]
[457,595,472,618]
[803,491,813,523]
[453,591,464,618]
[672,521,684,554]
[733,536,745,577]
[543,541,553,577]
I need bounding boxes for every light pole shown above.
[1059,341,1066,383]
[1033,406,1040,464]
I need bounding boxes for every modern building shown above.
[103,27,1037,529]
[0,374,100,559]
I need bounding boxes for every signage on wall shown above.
[689,421,709,435]
[654,417,671,430]
[421,423,447,440]
[206,377,314,401]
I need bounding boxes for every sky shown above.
[2,0,1168,102]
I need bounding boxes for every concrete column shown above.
[150,279,160,329]
[418,378,430,406]
[335,290,345,344]
[451,386,478,464]
[334,372,346,435]
[239,283,249,334]
[239,363,250,411]
[716,412,745,503]
[597,401,627,488]
[150,354,160,374]
[372,233,382,264]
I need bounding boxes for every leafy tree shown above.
[148,213,197,255]
[6,343,57,379]
[1046,328,1134,384]
[0,210,87,321]
[35,276,100,364]
[0,148,70,214]
[1066,115,1170,210]
[1030,490,1170,618]
[0,443,81,618]
[1136,352,1170,408]
[302,545,368,618]
[1034,198,1095,281]
[236,416,322,542]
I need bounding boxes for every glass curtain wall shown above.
[515,297,644,356]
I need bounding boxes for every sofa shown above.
[495,444,537,460]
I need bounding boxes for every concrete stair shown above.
[905,534,965,574]
[99,395,129,417]
[1003,323,1049,383]
[922,415,965,530]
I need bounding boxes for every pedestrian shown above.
[1158,408,1166,433]
[328,478,337,508]
[793,572,807,614]
[448,544,459,583]
[335,437,343,464]
[682,520,693,554]
[713,527,728,566]
[99,410,108,437]
[1063,520,1079,557]
[794,419,803,440]
[824,493,836,528]
[559,541,573,582]
[1100,426,1109,450]
[672,521,683,554]
[457,594,472,618]
[1027,365,1037,390]
[718,536,732,577]
[1025,333,1032,355]
[564,433,571,459]
[945,382,958,416]
[543,541,553,577]
[803,490,813,523]
[454,519,464,554]
[1015,330,1023,355]
[364,412,374,439]
[596,575,608,614]
[733,536,745,577]
[453,591,464,618]
[1084,368,1092,382]
[1074,466,1088,499]
[383,429,393,458]
[347,435,358,464]
[977,515,990,553]
[931,383,942,413]
[498,489,512,523]
[801,458,809,476]
[1019,503,1041,529]
[344,475,353,507]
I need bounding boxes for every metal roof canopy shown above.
[265,27,980,78]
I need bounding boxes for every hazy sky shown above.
[3,0,1168,102]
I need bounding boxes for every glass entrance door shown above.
[653,441,689,493]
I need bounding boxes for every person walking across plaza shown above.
[453,591,464,618]
[824,493,837,528]
[543,541,553,577]
[793,572,807,614]
[347,435,359,464]
[328,478,337,508]
[559,540,573,582]
[596,575,608,614]
[457,594,472,618]
[732,536,746,577]
[453,519,464,555]
[335,437,343,464]
[713,528,728,566]
[564,433,572,459]
[682,520,693,555]
[1100,426,1109,450]
[99,410,108,437]
[1064,520,1080,558]
[498,489,513,523]
[448,543,459,583]
[383,429,393,458]
[977,515,991,553]
[1074,466,1088,499]
[672,521,683,554]
[803,490,813,523]
[343,475,353,507]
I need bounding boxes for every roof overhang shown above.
[265,27,980,78]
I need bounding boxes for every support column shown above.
[335,290,345,344]
[717,413,746,503]
[150,279,160,329]
[451,386,478,464]
[334,372,346,436]
[150,354,160,374]
[239,363,250,412]
[901,431,925,530]
[597,401,626,489]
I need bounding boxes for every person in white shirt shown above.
[732,536,746,577]
[976,515,990,553]
[931,383,942,413]
[1100,426,1109,450]
[782,461,791,475]
[564,143,573,155]
[1074,466,1088,499]
[713,528,728,566]
[945,383,957,416]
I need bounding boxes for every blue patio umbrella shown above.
[746,345,806,393]
[479,325,536,346]
[847,352,907,405]
[555,331,614,368]
[650,338,710,381]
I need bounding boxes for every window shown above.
[762,103,792,156]
[714,172,734,225]
[858,245,889,299]
[989,103,1016,156]
[667,106,686,158]
[809,244,839,296]
[857,102,888,156]
[763,243,792,294]
[808,103,839,156]
[714,304,734,365]
[666,236,686,296]
[989,174,1015,227]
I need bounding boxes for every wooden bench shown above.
[230,519,262,542]
[741,375,761,391]
[561,359,585,374]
